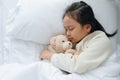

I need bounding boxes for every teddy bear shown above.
[48,35,74,53]
[40,35,77,61]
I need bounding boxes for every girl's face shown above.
[63,15,91,44]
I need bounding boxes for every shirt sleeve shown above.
[51,37,112,74]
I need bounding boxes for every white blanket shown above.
[0,58,120,80]
[0,62,73,80]
[0,34,119,80]
[1,37,120,80]
[0,62,63,80]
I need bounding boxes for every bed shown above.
[0,0,120,80]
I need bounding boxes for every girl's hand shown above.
[40,50,54,60]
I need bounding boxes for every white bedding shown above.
[0,0,120,80]
[3,36,47,64]
[0,59,120,80]
[0,35,119,80]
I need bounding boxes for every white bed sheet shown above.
[3,36,47,64]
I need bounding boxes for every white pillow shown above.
[6,0,69,44]
[6,0,118,44]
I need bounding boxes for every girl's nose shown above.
[66,31,71,36]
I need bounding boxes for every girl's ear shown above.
[84,24,91,33]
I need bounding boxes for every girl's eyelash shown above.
[69,26,74,29]
[69,27,73,29]
[64,26,74,31]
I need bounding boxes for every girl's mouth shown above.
[68,38,73,41]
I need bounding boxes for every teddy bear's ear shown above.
[50,36,56,45]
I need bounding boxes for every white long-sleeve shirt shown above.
[51,31,112,74]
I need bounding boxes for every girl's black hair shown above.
[63,1,117,37]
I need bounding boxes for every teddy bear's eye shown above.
[62,40,65,42]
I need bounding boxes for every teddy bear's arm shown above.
[74,51,81,55]
[65,49,76,55]
[65,49,81,55]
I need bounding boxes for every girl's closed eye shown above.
[68,26,74,31]
[64,25,74,32]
